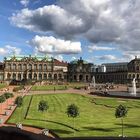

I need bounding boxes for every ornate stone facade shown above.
[67,57,94,82]
[2,55,67,83]
[0,55,140,84]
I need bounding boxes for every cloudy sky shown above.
[0,0,139,64]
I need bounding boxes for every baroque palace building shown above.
[0,55,140,84]
[0,55,67,84]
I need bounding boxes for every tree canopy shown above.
[4,92,14,99]
[38,100,49,112]
[66,104,79,118]
[0,95,6,103]
[115,104,128,118]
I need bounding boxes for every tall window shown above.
[13,73,16,79]
[39,73,42,80]
[23,64,26,70]
[18,64,22,70]
[13,64,16,70]
[28,73,32,79]
[44,73,47,80]
[34,73,37,80]
[34,64,37,70]
[7,73,11,80]
[29,64,32,70]
[8,64,11,70]
[18,73,21,80]
[44,64,47,71]
[39,64,42,71]
[48,73,52,80]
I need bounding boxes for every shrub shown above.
[4,92,14,99]
[13,85,24,92]
[15,96,23,107]
[0,95,6,103]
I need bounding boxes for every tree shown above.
[38,100,49,112]
[4,93,14,105]
[0,95,6,103]
[4,92,14,99]
[66,104,79,134]
[15,96,23,107]
[115,104,128,137]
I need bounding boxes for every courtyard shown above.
[7,92,140,138]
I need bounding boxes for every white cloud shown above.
[29,35,82,54]
[54,55,64,61]
[0,45,21,56]
[20,0,29,7]
[88,45,115,52]
[97,55,117,61]
[10,0,140,55]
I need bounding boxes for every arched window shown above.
[39,64,42,71]
[58,74,62,80]
[74,75,76,80]
[18,64,22,70]
[29,64,32,70]
[34,64,37,70]
[48,73,52,80]
[8,64,11,70]
[137,74,139,79]
[13,73,16,80]
[23,74,26,79]
[44,64,47,71]
[7,73,11,80]
[136,66,139,71]
[13,64,16,70]
[34,73,37,80]
[54,74,57,80]
[28,73,32,79]
[44,73,47,80]
[18,73,21,80]
[23,64,26,70]
[86,75,89,81]
[39,73,42,80]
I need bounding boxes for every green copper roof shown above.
[5,55,52,61]
[70,59,88,64]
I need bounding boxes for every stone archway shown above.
[34,73,37,80]
[86,75,89,82]
[7,73,11,80]
[18,73,21,80]
[54,74,57,80]
[44,73,47,80]
[39,73,42,80]
[79,75,83,81]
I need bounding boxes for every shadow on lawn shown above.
[51,129,73,134]
[115,123,140,128]
[82,126,113,132]
[26,118,79,131]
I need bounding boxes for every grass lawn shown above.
[0,83,7,89]
[8,93,140,138]
[31,85,67,91]
[31,82,86,91]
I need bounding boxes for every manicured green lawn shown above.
[0,83,7,89]
[8,93,140,138]
[31,85,67,91]
[31,82,87,91]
